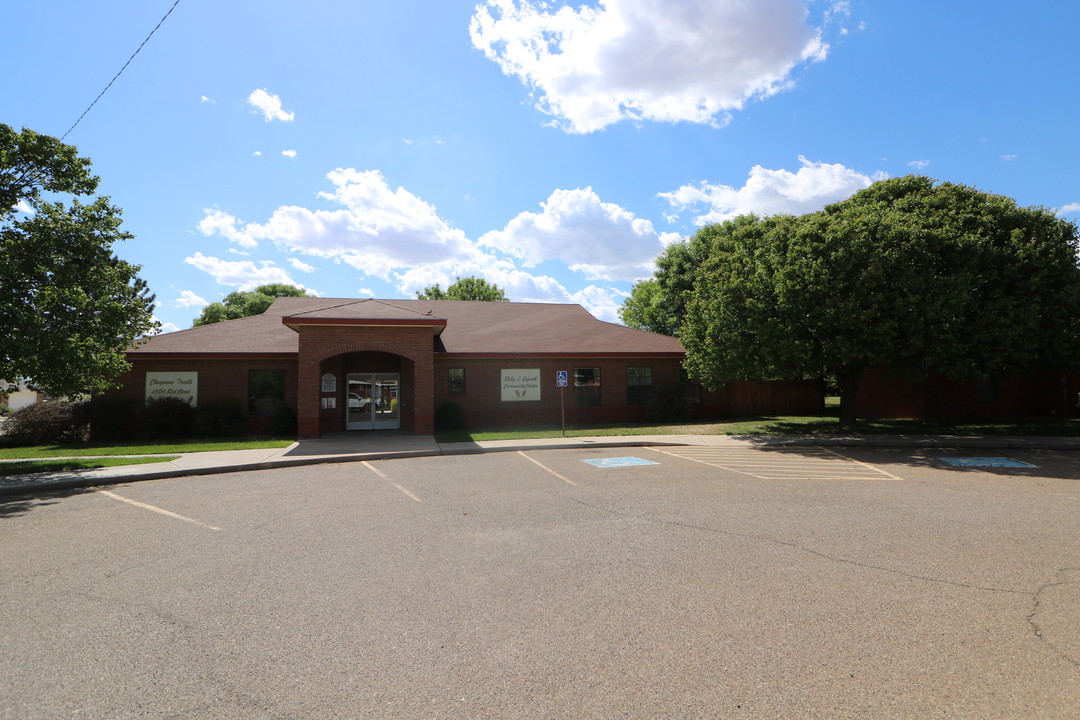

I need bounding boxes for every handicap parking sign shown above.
[556,370,568,387]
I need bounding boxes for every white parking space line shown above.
[392,484,423,503]
[362,460,387,478]
[650,446,901,482]
[362,461,422,502]
[817,446,905,481]
[96,490,222,531]
[518,451,577,485]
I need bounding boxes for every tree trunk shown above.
[837,368,864,430]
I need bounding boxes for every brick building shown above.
[104,298,678,437]
[106,297,824,437]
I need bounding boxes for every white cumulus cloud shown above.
[478,187,674,281]
[198,169,489,280]
[282,149,297,158]
[196,171,678,319]
[248,89,295,122]
[174,290,208,308]
[1058,203,1080,216]
[151,318,182,335]
[184,252,305,290]
[470,0,829,133]
[569,285,629,323]
[395,262,571,304]
[660,157,880,225]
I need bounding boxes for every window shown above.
[574,367,601,407]
[249,369,286,415]
[448,368,465,393]
[626,366,652,406]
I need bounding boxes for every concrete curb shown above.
[3,434,1078,498]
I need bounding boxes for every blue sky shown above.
[8,0,1079,332]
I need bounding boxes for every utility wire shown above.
[61,0,183,141]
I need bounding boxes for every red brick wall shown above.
[107,349,834,438]
[857,365,1080,419]
[295,325,437,437]
[102,357,298,435]
[431,357,689,429]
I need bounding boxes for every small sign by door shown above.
[556,370,568,387]
[321,373,337,393]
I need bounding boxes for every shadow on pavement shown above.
[0,487,94,520]
[281,431,440,457]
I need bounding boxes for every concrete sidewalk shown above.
[3,431,1079,497]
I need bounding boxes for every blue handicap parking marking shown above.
[582,457,659,469]
[940,457,1038,468]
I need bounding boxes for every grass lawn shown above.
[0,456,181,477]
[0,438,294,460]
[435,413,1080,443]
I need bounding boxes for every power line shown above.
[61,0,183,141]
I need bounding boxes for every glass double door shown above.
[346,373,400,430]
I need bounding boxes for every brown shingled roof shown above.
[131,299,684,357]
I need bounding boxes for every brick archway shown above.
[294,325,436,438]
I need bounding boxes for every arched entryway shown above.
[290,314,441,438]
[319,350,415,434]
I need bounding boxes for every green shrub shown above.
[4,401,88,445]
[81,398,140,442]
[195,400,245,438]
[139,397,196,439]
[269,405,297,436]
[0,404,11,416]
[434,402,467,432]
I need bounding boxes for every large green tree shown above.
[680,176,1080,427]
[621,215,764,337]
[193,283,312,326]
[0,124,158,397]
[416,276,508,301]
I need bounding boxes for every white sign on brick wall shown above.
[501,369,541,402]
[145,372,198,406]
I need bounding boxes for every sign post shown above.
[556,370,568,437]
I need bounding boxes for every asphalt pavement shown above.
[3,431,1080,497]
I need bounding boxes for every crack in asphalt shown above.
[1026,567,1080,669]
[552,491,1080,670]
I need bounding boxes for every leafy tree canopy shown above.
[651,176,1080,426]
[621,215,764,337]
[0,124,158,397]
[193,283,312,327]
[416,276,508,302]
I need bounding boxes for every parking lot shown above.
[2,445,1078,719]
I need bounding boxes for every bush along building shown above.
[101,297,823,438]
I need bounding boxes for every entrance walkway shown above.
[280,431,434,457]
